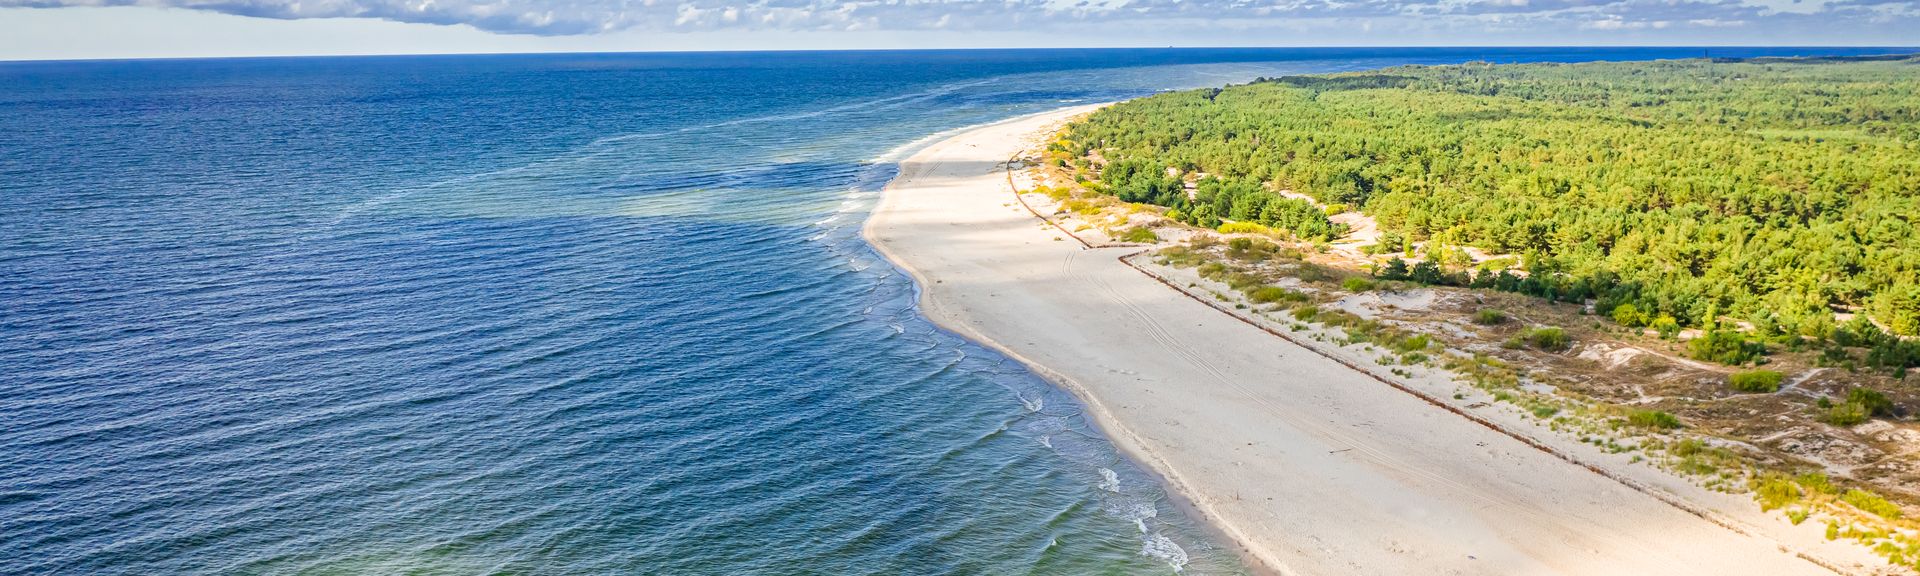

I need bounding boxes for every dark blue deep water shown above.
[1,47,1907,575]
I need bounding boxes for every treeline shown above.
[1068,56,1920,343]
[1095,159,1349,240]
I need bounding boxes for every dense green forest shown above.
[1067,56,1920,343]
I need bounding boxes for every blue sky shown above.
[0,0,1914,60]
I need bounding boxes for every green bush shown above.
[1627,410,1683,430]
[1472,309,1509,325]
[1728,370,1784,393]
[1216,221,1270,235]
[1120,226,1160,243]
[1823,401,1869,426]
[1610,302,1649,327]
[1291,305,1320,322]
[1842,489,1903,520]
[1786,509,1811,525]
[1847,388,1895,417]
[1752,474,1803,511]
[1523,327,1570,352]
[1821,388,1896,427]
[1249,286,1305,304]
[1157,245,1205,267]
[1651,315,1681,339]
[1392,334,1433,354]
[1224,272,1263,290]
[1224,237,1278,261]
[1341,277,1375,292]
[1688,329,1767,365]
[1797,472,1836,495]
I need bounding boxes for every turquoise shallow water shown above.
[1,47,1904,575]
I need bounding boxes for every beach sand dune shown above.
[865,106,1841,575]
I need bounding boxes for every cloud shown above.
[1,0,1915,36]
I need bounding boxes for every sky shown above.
[0,0,1915,61]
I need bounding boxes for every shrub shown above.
[1667,438,1738,476]
[1224,272,1263,290]
[1821,388,1895,427]
[1842,489,1903,520]
[1393,334,1433,354]
[1341,277,1375,292]
[1523,327,1571,352]
[1376,258,1410,280]
[1472,309,1509,325]
[1752,474,1803,511]
[1798,472,1836,495]
[1611,302,1649,327]
[1728,370,1784,393]
[1120,226,1160,243]
[1627,410,1683,430]
[1689,329,1767,365]
[1216,221,1270,235]
[1786,509,1811,525]
[1409,260,1447,285]
[1651,315,1681,339]
[1222,237,1279,261]
[1291,305,1321,322]
[1823,401,1869,426]
[1292,262,1335,283]
[1248,286,1304,304]
[1158,246,1204,267]
[1061,198,1102,215]
[1847,388,1895,417]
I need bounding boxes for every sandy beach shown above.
[863,105,1856,575]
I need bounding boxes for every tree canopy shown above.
[1068,56,1920,336]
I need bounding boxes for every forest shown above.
[1066,56,1920,347]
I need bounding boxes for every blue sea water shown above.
[1,47,1908,575]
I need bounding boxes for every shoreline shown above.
[863,105,1859,575]
[862,110,1281,574]
[857,107,1253,570]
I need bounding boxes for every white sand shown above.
[864,106,1849,575]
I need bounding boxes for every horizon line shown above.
[4,44,1916,65]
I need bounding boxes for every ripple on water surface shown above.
[5,47,1881,575]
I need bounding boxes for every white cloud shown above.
[0,0,1914,41]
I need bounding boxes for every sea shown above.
[1,47,1906,575]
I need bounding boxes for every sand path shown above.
[863,106,1837,576]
